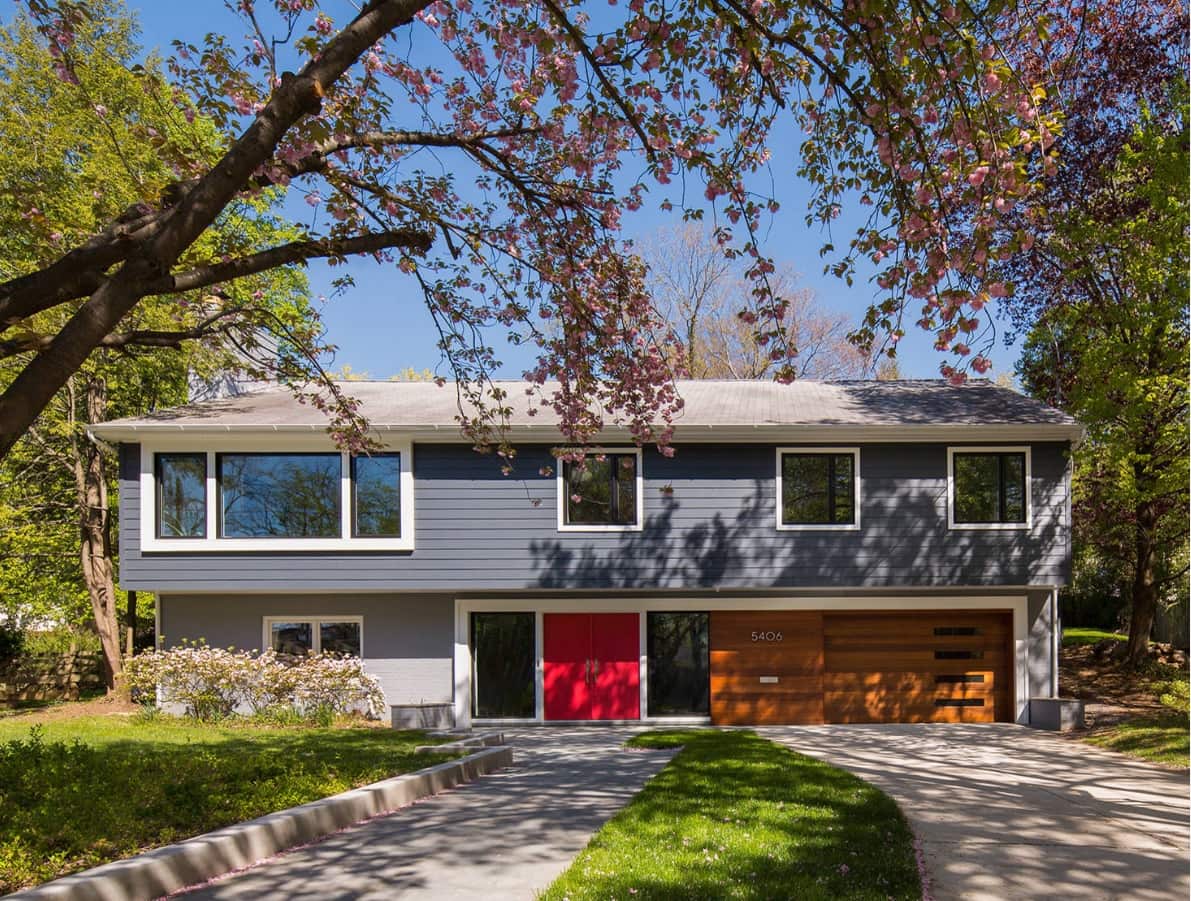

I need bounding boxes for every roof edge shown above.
[90,421,1084,444]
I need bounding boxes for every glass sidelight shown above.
[647,612,710,715]
[470,612,535,719]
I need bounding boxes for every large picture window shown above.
[352,453,401,537]
[144,442,413,550]
[777,448,859,529]
[218,453,341,538]
[647,612,709,716]
[951,449,1028,526]
[470,612,535,719]
[155,453,206,538]
[560,451,641,529]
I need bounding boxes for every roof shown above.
[90,379,1082,444]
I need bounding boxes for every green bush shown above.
[21,628,100,656]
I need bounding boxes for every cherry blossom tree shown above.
[0,0,1063,461]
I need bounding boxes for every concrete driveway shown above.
[174,727,671,900]
[763,724,1189,901]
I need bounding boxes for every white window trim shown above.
[555,447,645,532]
[947,445,1032,531]
[775,446,862,532]
[262,615,364,656]
[140,435,415,551]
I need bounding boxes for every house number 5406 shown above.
[751,631,783,642]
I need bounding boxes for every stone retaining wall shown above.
[0,653,104,705]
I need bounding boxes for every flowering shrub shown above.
[124,642,385,721]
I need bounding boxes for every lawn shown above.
[0,714,456,892]
[1085,715,1190,767]
[541,729,921,901]
[1061,627,1127,647]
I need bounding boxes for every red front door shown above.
[543,613,640,720]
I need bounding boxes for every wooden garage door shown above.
[822,611,1013,723]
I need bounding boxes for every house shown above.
[91,379,1081,728]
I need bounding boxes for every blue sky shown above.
[121,1,1022,382]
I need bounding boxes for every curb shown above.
[415,730,505,754]
[10,745,513,901]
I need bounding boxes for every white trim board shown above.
[453,594,1030,730]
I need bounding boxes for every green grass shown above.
[541,730,920,901]
[1061,627,1127,647]
[1086,715,1190,767]
[0,715,455,892]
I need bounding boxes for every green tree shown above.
[1018,95,1189,666]
[0,3,316,686]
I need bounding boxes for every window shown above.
[142,442,414,551]
[558,450,642,530]
[352,453,401,537]
[647,612,710,716]
[470,612,535,718]
[776,448,860,530]
[266,617,362,657]
[155,453,206,538]
[949,448,1029,528]
[218,453,342,538]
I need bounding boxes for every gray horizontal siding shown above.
[118,442,1071,592]
[159,593,453,706]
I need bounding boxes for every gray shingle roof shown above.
[91,379,1080,441]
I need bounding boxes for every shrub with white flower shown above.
[124,641,386,722]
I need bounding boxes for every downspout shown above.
[1051,588,1060,697]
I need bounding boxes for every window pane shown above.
[271,621,312,656]
[1002,454,1027,522]
[614,455,638,524]
[156,453,206,538]
[320,621,361,656]
[648,612,709,715]
[565,455,638,526]
[471,613,535,718]
[218,453,341,538]
[782,454,830,524]
[831,454,855,524]
[954,454,1000,522]
[353,454,401,537]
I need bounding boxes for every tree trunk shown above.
[73,376,123,690]
[1125,498,1159,667]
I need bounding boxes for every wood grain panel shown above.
[710,611,824,725]
[822,610,1012,724]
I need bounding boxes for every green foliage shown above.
[543,729,920,901]
[20,628,101,656]
[0,2,316,637]
[0,717,455,892]
[1157,680,1190,716]
[1019,83,1191,641]
[0,626,23,663]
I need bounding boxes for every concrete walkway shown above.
[763,723,1190,901]
[174,728,671,900]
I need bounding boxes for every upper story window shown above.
[352,453,402,537]
[775,447,861,531]
[948,447,1030,530]
[155,452,207,539]
[557,449,643,531]
[218,453,341,538]
[141,442,414,551]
